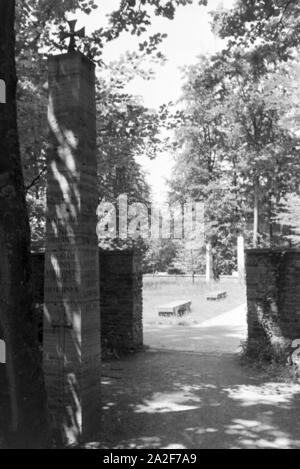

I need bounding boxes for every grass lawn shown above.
[143,276,246,326]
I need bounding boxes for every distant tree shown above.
[171,240,205,275]
[211,0,300,67]
[167,44,300,270]
[277,194,300,246]
[143,239,178,273]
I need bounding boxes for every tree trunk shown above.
[0,0,50,448]
[253,177,259,248]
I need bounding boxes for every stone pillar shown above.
[237,236,245,283]
[43,52,101,445]
[246,249,300,354]
[99,249,143,355]
[206,243,213,283]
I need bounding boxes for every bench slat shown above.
[206,291,227,301]
[158,300,191,317]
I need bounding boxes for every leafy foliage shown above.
[15,0,190,248]
[166,3,300,274]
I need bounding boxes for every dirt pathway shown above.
[143,304,247,354]
[93,305,300,449]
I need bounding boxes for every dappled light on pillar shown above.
[43,50,101,445]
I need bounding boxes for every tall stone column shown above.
[237,235,245,284]
[43,52,101,445]
[206,243,213,283]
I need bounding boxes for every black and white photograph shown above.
[1,0,300,452]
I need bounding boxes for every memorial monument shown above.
[43,21,101,445]
[206,243,213,283]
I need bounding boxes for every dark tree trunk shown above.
[0,0,50,448]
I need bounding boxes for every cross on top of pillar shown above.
[60,20,85,53]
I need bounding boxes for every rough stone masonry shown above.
[99,249,143,355]
[43,51,101,444]
[31,249,143,356]
[246,248,300,355]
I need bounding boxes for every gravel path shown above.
[143,304,247,354]
[93,305,300,449]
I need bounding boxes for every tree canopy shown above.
[165,0,300,275]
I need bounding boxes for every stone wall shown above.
[99,249,143,355]
[31,250,143,354]
[246,249,300,353]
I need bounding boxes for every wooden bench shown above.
[206,291,227,301]
[158,300,191,317]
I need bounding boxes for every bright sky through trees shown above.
[74,0,235,202]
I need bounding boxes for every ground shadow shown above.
[89,351,300,449]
